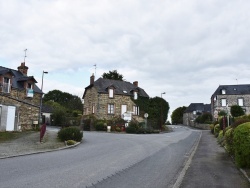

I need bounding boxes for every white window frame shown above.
[133,106,139,116]
[3,77,10,93]
[221,99,227,107]
[134,91,138,100]
[222,89,226,94]
[108,104,114,114]
[92,104,95,114]
[238,98,244,106]
[109,88,114,98]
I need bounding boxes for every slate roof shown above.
[212,84,250,96]
[83,78,149,98]
[185,103,211,113]
[0,66,42,94]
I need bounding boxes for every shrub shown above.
[125,126,137,133]
[232,119,249,129]
[58,126,83,142]
[95,121,105,131]
[217,130,225,146]
[214,124,221,137]
[210,124,215,134]
[115,127,121,132]
[225,128,234,155]
[233,122,250,168]
[66,140,77,145]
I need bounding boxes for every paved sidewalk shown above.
[0,130,66,159]
[179,130,250,188]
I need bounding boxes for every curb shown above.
[0,142,81,160]
[240,168,250,184]
[173,131,202,188]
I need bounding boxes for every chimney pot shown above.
[133,81,138,87]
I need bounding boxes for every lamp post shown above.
[39,71,48,125]
[160,92,166,131]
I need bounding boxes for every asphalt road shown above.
[0,126,200,188]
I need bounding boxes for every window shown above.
[108,104,114,114]
[221,99,227,107]
[92,104,95,114]
[26,82,34,97]
[221,89,226,94]
[109,88,114,98]
[3,77,10,93]
[193,111,196,115]
[133,106,139,115]
[134,91,138,100]
[238,98,244,106]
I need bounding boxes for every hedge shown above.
[233,122,250,168]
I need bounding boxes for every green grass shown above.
[0,132,25,143]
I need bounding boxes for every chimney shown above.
[133,81,138,87]
[90,74,95,85]
[17,62,29,75]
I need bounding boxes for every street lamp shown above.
[39,71,48,125]
[160,92,166,131]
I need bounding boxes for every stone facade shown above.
[83,77,149,122]
[83,87,143,122]
[211,85,250,121]
[211,94,250,118]
[0,63,42,131]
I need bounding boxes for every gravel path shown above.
[0,130,65,158]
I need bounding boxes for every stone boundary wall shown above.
[189,123,210,130]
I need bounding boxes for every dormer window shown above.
[221,89,226,94]
[3,77,10,93]
[26,82,34,98]
[109,88,114,98]
[134,91,138,100]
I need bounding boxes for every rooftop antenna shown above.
[93,64,97,77]
[24,49,27,63]
[236,78,238,85]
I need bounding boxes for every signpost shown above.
[144,113,148,129]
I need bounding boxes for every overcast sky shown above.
[1,0,250,120]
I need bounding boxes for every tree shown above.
[195,112,212,124]
[102,70,124,81]
[43,90,82,112]
[231,105,245,117]
[44,101,67,126]
[171,106,187,124]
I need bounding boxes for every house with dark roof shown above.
[0,63,42,131]
[211,84,250,120]
[183,103,211,126]
[82,74,149,122]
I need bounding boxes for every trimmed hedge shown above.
[233,122,250,168]
[214,124,221,137]
[58,126,83,142]
[225,128,234,155]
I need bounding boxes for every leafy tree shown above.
[231,105,245,117]
[132,96,169,130]
[43,90,82,112]
[195,112,212,123]
[102,70,124,81]
[171,106,187,124]
[44,101,67,126]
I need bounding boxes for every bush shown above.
[210,124,214,134]
[232,119,249,129]
[58,126,83,142]
[95,121,106,131]
[214,124,221,137]
[66,140,77,145]
[225,128,234,155]
[125,126,137,133]
[233,122,250,168]
[115,127,121,132]
[217,130,225,146]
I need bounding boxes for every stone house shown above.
[82,75,149,122]
[211,84,250,120]
[183,103,211,126]
[0,63,42,131]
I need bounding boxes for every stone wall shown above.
[0,88,41,130]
